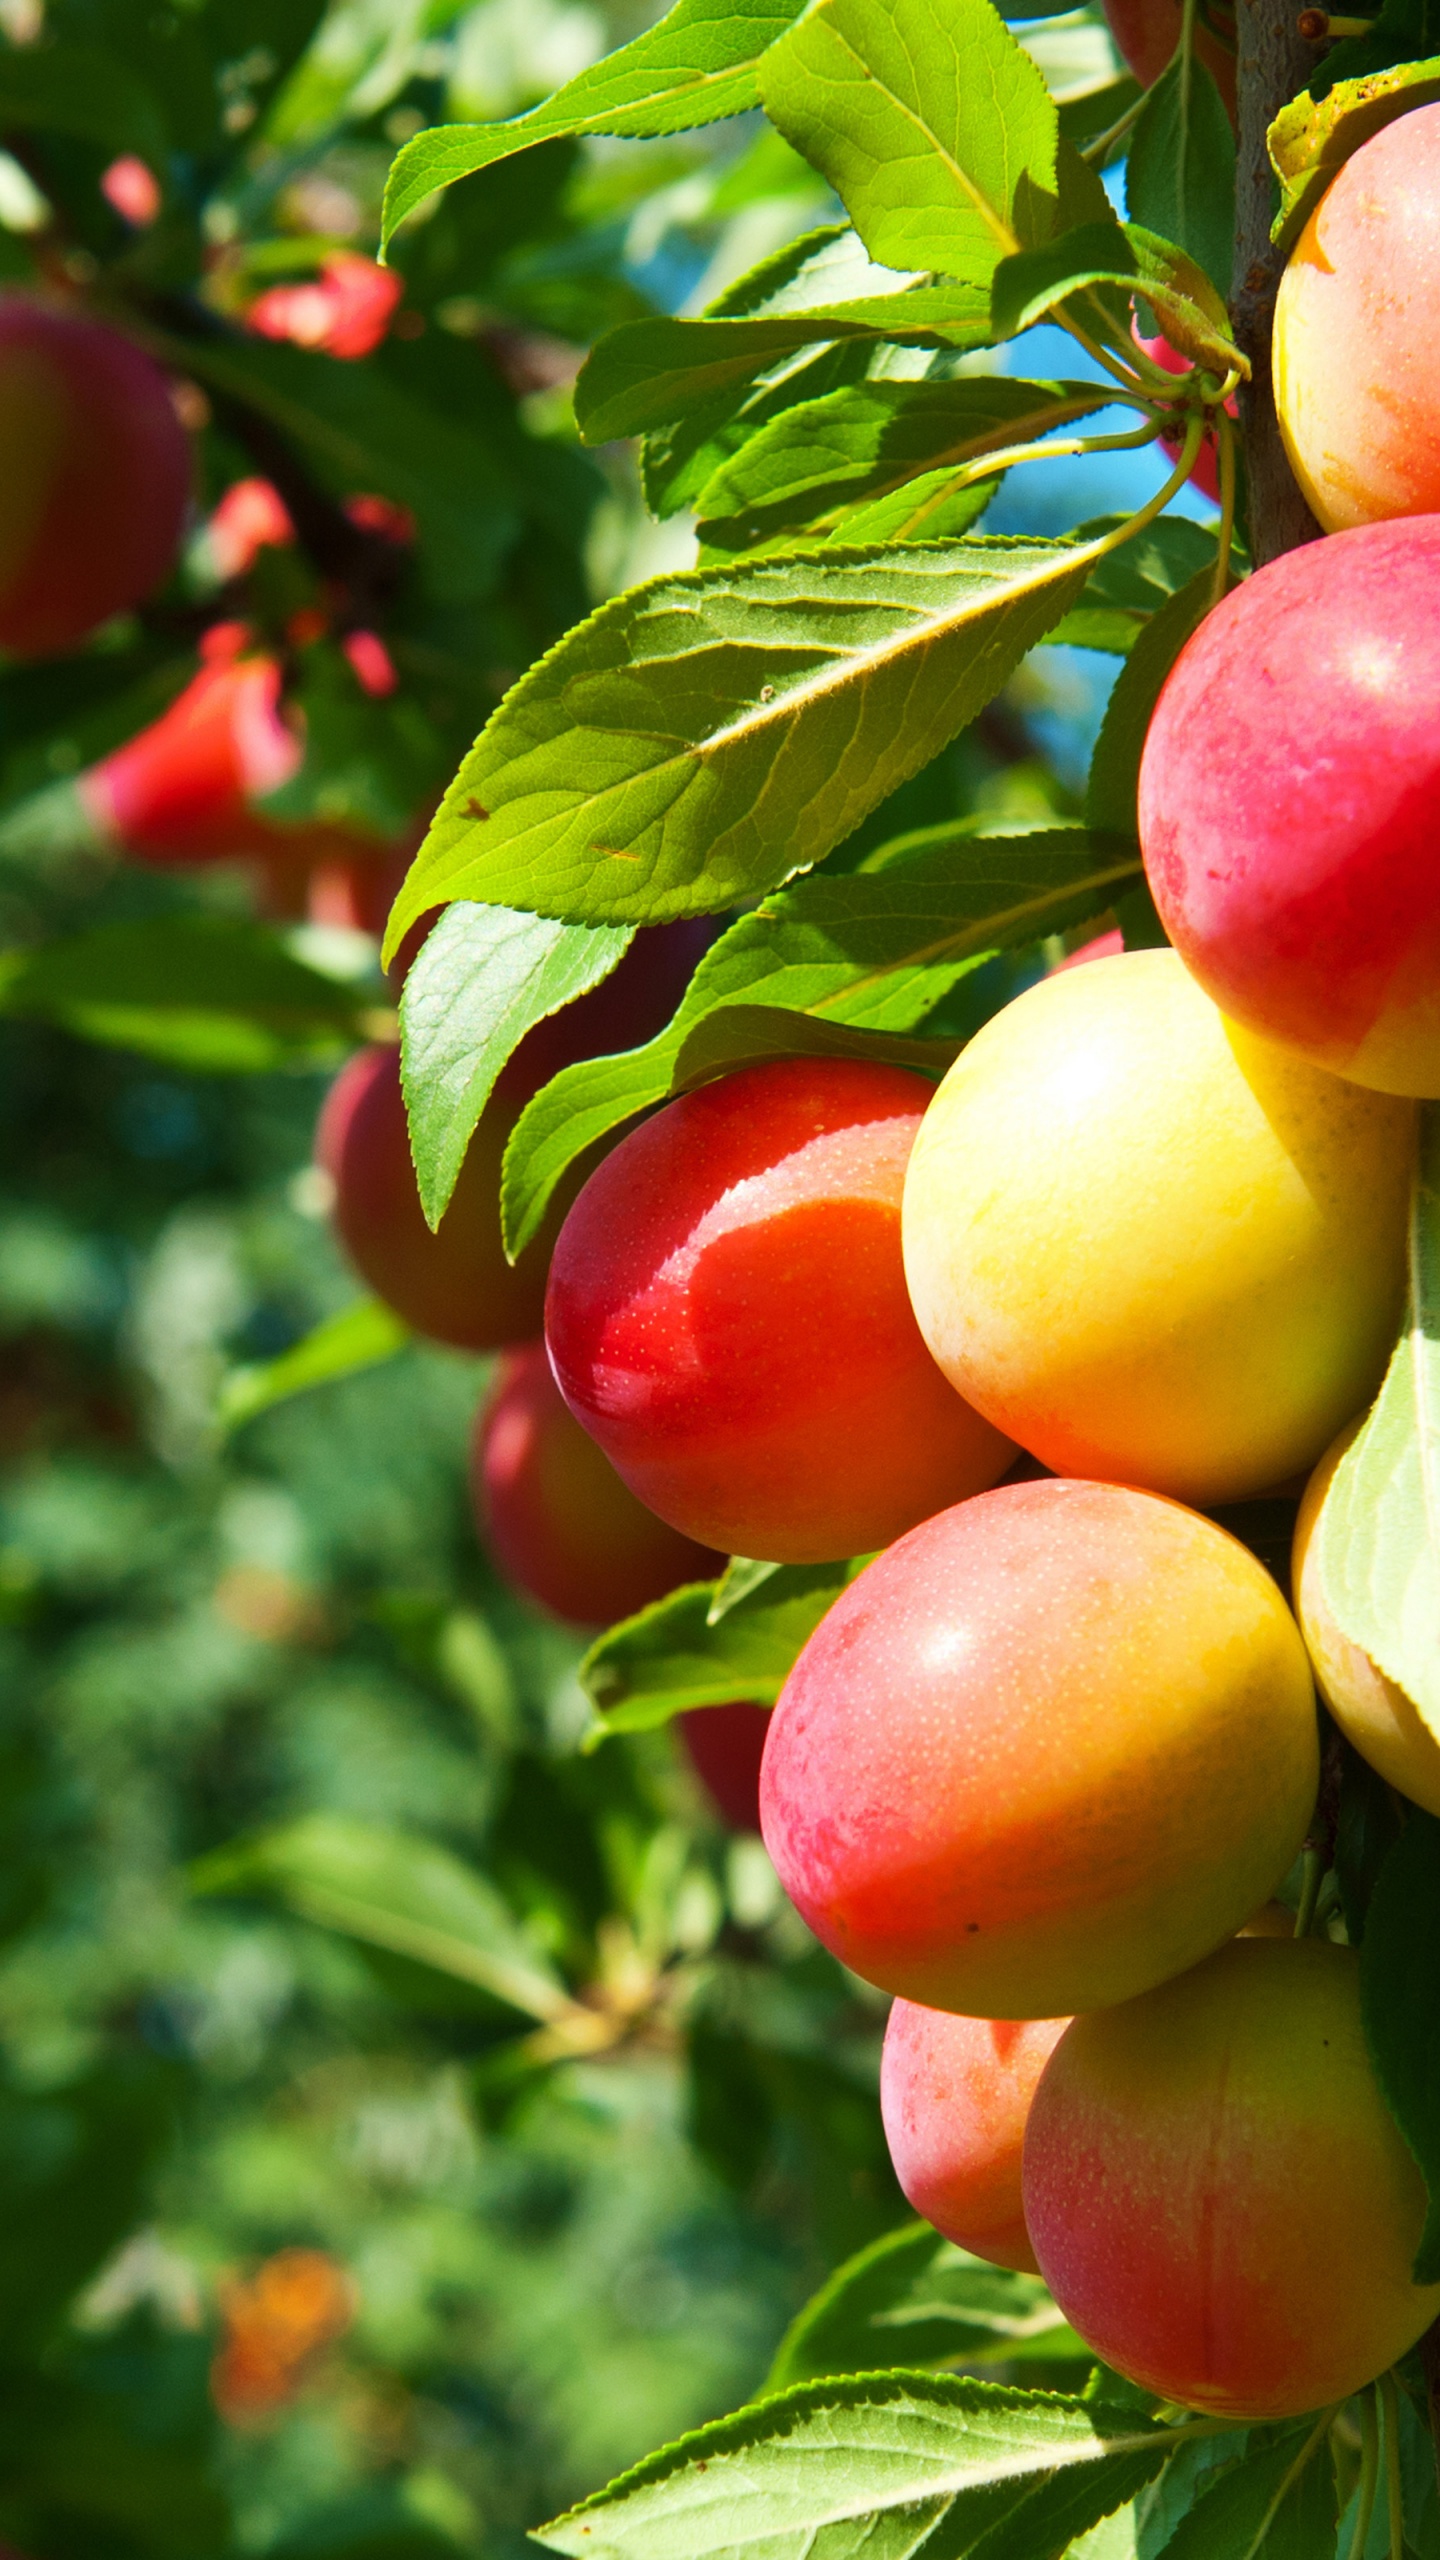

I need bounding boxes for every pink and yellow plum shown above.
[1139,519,1440,1095]
[881,2004,1069,2272]
[1023,1938,1440,2418]
[1275,105,1440,531]
[759,1477,1318,2019]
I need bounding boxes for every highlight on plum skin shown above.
[759,1475,1319,2021]
[544,1054,1016,1566]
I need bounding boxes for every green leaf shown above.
[755,0,1099,290]
[217,1298,412,1438]
[1360,1807,1440,2281]
[532,2372,1207,2560]
[1127,58,1236,299]
[1334,1736,1406,1948]
[1269,54,1440,253]
[499,824,1140,1254]
[576,289,995,446]
[1070,2511,1141,2558]
[380,0,809,245]
[694,377,1107,560]
[383,537,1102,951]
[191,1814,570,2023]
[0,42,169,168]
[1056,75,1142,148]
[1085,566,1216,839]
[1050,513,1225,656]
[768,2223,1087,2391]
[991,222,1239,374]
[670,1004,959,1084]
[1307,12,1440,112]
[1315,1106,1440,1734]
[0,917,370,1073]
[706,1555,788,1621]
[1152,2419,1336,2558]
[400,905,633,1229]
[638,226,924,514]
[581,1564,850,1732]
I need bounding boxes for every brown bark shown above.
[1230,0,1324,561]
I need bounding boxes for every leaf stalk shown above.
[1347,2387,1381,2560]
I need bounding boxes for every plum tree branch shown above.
[1231,0,1323,561]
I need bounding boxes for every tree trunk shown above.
[1230,0,1323,562]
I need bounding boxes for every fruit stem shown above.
[1080,413,1208,568]
[1212,410,1239,606]
[1292,1844,1325,1937]
[1381,2371,1405,2559]
[1347,2388,1381,2560]
[881,414,1166,538]
[1056,313,1160,399]
[1080,91,1148,161]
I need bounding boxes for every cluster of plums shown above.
[315,96,1440,2422]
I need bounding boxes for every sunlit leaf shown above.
[383,537,1101,951]
[380,0,809,244]
[1151,2417,1336,2558]
[669,1003,958,1083]
[991,222,1239,374]
[755,0,1098,286]
[400,904,633,1228]
[694,377,1106,559]
[1127,57,1236,298]
[582,1564,850,1732]
[1269,55,1440,250]
[533,2372,1207,2560]
[499,825,1139,1255]
[576,288,995,445]
[1049,514,1225,657]
[767,2223,1087,2390]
